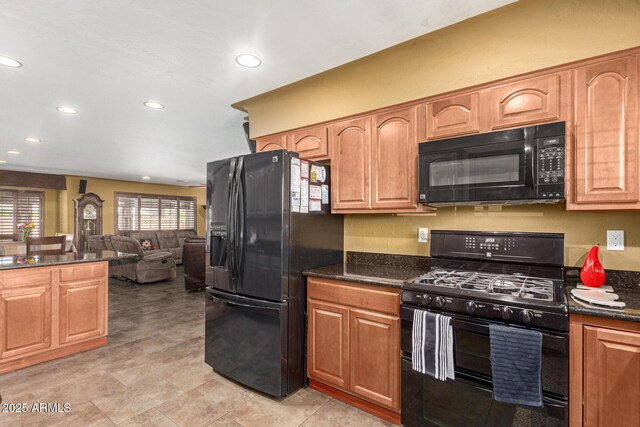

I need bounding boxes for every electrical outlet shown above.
[607,230,624,251]
[418,228,429,243]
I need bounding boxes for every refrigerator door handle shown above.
[227,158,238,283]
[235,157,245,280]
[206,290,282,318]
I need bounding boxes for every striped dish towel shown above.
[412,309,454,381]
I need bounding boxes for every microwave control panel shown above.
[536,135,565,198]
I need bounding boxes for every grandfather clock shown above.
[74,193,104,251]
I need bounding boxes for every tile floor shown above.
[0,268,392,427]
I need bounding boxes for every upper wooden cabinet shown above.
[287,126,329,160]
[571,55,640,209]
[425,92,481,140]
[371,107,418,209]
[570,314,640,427]
[330,117,372,210]
[490,74,562,130]
[256,135,286,152]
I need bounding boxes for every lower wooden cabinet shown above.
[570,314,640,427]
[0,261,108,373]
[307,277,401,421]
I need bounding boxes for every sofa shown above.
[108,235,177,284]
[117,230,197,265]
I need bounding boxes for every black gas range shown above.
[401,230,568,427]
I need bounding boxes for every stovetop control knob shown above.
[465,301,477,313]
[501,306,513,319]
[421,294,432,305]
[521,309,533,323]
[434,296,446,308]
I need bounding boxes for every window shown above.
[115,193,196,232]
[0,190,44,240]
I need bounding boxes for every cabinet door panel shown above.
[256,135,286,152]
[349,309,400,411]
[372,107,418,209]
[425,92,481,140]
[584,326,640,427]
[59,280,106,344]
[574,56,639,205]
[288,126,329,160]
[330,118,372,210]
[490,74,561,129]
[308,299,350,389]
[0,286,52,359]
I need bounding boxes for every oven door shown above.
[401,305,568,397]
[401,357,568,427]
[419,133,535,204]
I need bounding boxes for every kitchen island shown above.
[0,251,135,373]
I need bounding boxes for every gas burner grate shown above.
[413,269,556,302]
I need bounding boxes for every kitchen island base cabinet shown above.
[307,277,401,425]
[0,261,108,374]
[570,314,640,427]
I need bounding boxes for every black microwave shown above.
[418,122,565,206]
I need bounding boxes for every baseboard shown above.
[309,379,401,425]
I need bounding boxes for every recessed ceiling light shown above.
[0,160,6,164]
[144,101,164,109]
[0,55,22,68]
[56,106,78,114]
[142,176,151,180]
[235,53,262,68]
[7,150,20,155]
[25,137,41,143]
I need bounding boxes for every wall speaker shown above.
[79,179,87,194]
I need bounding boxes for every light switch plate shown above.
[607,230,624,251]
[418,228,429,243]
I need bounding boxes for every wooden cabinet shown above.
[0,261,108,373]
[287,126,329,160]
[59,279,106,345]
[424,92,481,140]
[330,117,372,210]
[570,314,640,427]
[0,284,52,359]
[256,134,286,152]
[349,309,400,410]
[490,74,562,130]
[308,300,350,389]
[571,55,640,209]
[307,277,401,423]
[371,107,418,209]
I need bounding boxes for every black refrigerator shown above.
[204,150,343,397]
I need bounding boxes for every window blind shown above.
[0,190,43,240]
[115,193,197,232]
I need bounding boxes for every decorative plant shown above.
[17,222,36,242]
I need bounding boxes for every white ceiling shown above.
[0,0,514,186]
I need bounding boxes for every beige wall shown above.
[345,206,640,271]
[232,0,640,271]
[60,176,206,235]
[234,0,640,138]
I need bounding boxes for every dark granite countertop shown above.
[303,252,428,289]
[0,250,137,271]
[566,285,640,323]
[564,268,640,322]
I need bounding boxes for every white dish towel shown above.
[412,309,454,381]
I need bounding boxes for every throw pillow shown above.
[139,239,155,251]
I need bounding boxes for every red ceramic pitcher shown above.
[580,245,606,287]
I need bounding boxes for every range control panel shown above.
[432,230,565,266]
